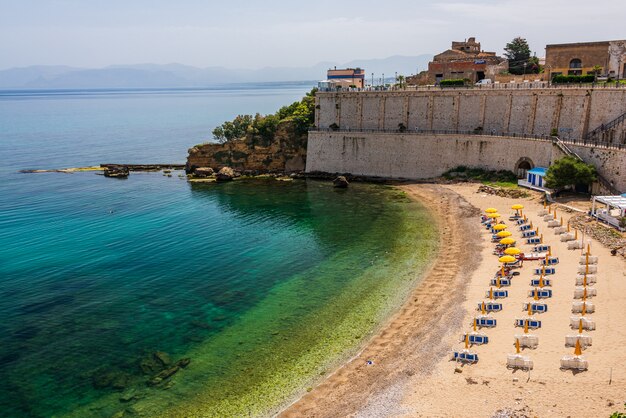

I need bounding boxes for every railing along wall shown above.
[309,127,626,151]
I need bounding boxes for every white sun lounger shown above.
[514,334,539,349]
[507,354,533,370]
[579,256,599,265]
[560,355,588,371]
[567,240,592,250]
[570,316,596,331]
[554,226,568,235]
[572,301,595,314]
[543,215,554,222]
[575,275,597,285]
[560,233,576,242]
[573,287,597,299]
[565,334,592,348]
[577,265,597,274]
[547,220,560,228]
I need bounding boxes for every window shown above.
[569,59,582,69]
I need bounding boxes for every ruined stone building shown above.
[426,37,508,84]
[545,40,626,79]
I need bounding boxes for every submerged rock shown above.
[153,351,171,367]
[104,166,129,178]
[333,176,349,188]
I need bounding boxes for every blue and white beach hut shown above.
[518,167,551,192]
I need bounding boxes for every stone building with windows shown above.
[425,37,508,84]
[545,40,626,79]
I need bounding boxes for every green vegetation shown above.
[552,74,596,84]
[544,156,597,190]
[610,403,626,418]
[442,166,519,187]
[504,37,539,75]
[212,88,317,145]
[440,79,466,87]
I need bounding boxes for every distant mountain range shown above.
[0,55,432,89]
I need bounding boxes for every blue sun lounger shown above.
[469,334,488,345]
[462,333,489,345]
[477,302,503,312]
[527,237,542,245]
[490,278,512,287]
[452,350,479,364]
[530,278,552,287]
[484,290,508,299]
[516,219,528,225]
[533,267,555,275]
[515,318,542,329]
[476,317,497,327]
[541,257,559,266]
[519,224,532,231]
[532,245,550,253]
[523,303,548,313]
[529,289,553,299]
[522,230,537,238]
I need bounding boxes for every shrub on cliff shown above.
[211,88,317,146]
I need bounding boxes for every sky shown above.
[1,0,625,70]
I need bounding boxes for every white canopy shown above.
[594,195,626,210]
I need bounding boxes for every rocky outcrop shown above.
[193,167,214,178]
[186,120,307,175]
[216,166,236,182]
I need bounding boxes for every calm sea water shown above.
[0,85,437,417]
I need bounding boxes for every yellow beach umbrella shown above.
[504,247,521,256]
[487,213,501,219]
[485,208,498,213]
[511,204,524,210]
[492,224,508,231]
[500,237,515,245]
[515,338,521,354]
[499,255,516,263]
[496,231,512,238]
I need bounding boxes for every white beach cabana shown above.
[590,195,626,231]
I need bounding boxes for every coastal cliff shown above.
[186,119,307,174]
[186,89,315,176]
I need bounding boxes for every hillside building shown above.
[319,68,365,90]
[426,37,508,84]
[545,40,626,79]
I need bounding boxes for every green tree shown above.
[544,156,597,190]
[212,114,253,143]
[210,88,317,145]
[504,37,533,75]
[591,65,603,82]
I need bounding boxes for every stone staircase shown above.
[585,111,626,145]
[552,136,620,195]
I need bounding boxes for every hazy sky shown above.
[1,0,625,70]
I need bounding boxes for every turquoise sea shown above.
[0,84,437,417]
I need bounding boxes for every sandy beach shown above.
[280,183,626,418]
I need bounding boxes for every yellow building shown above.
[545,40,626,79]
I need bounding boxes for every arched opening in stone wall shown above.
[515,158,534,179]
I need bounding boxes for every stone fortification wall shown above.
[315,89,626,142]
[306,132,626,193]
